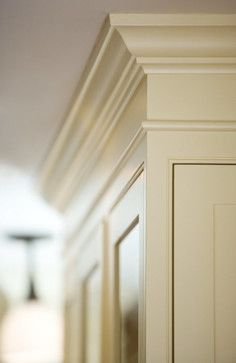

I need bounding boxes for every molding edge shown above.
[65,119,236,249]
[39,17,145,207]
[39,14,236,211]
[142,120,236,131]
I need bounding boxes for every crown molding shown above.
[109,14,236,26]
[39,16,144,208]
[137,57,236,74]
[39,14,236,211]
[142,120,236,131]
[111,14,236,73]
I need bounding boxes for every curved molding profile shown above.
[39,14,236,211]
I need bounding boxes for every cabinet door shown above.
[77,227,104,363]
[109,173,144,363]
[174,165,236,363]
[82,266,102,363]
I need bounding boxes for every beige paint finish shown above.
[64,78,147,236]
[39,14,236,211]
[145,130,236,363]
[77,227,105,363]
[4,3,236,172]
[119,224,140,363]
[63,224,106,363]
[147,74,236,121]
[174,165,236,362]
[214,204,236,361]
[108,173,145,363]
[83,268,102,363]
[43,13,236,363]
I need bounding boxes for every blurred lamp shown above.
[0,233,63,363]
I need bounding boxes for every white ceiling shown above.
[1,0,236,174]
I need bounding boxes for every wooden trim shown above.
[107,173,145,363]
[39,14,236,211]
[39,18,145,206]
[63,119,236,255]
[142,120,236,131]
[169,160,236,363]
[63,130,146,256]
[52,65,143,210]
[138,57,236,74]
[144,131,236,362]
[109,14,236,26]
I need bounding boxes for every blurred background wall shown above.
[0,163,64,363]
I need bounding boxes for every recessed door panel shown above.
[77,227,104,363]
[83,267,101,363]
[174,165,236,363]
[109,173,144,363]
[118,223,139,363]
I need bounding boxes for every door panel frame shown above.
[170,159,236,362]
[172,163,236,362]
[76,225,105,363]
[146,129,236,362]
[108,171,146,363]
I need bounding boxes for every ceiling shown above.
[1,0,236,175]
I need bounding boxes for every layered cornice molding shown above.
[112,14,236,74]
[39,14,236,210]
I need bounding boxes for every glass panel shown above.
[118,223,139,363]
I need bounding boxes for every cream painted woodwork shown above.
[108,173,145,363]
[39,14,236,363]
[174,165,236,362]
[64,261,81,363]
[75,226,105,363]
